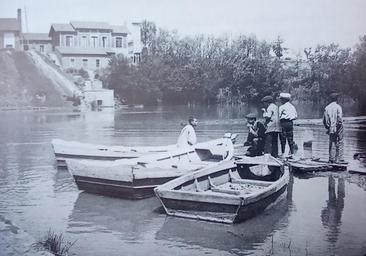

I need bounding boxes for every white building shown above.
[48,21,142,71]
[0,9,21,49]
[83,79,114,109]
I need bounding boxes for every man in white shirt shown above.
[323,93,344,163]
[261,96,280,157]
[177,116,198,147]
[278,93,298,158]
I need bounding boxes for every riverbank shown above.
[0,215,52,256]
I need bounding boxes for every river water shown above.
[0,105,365,256]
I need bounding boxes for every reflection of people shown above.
[177,116,198,147]
[321,176,345,246]
[323,93,344,163]
[278,93,297,158]
[261,96,280,157]
[244,113,265,156]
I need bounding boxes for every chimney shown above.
[17,8,22,32]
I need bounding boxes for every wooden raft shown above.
[287,158,348,172]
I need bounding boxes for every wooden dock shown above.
[287,158,348,173]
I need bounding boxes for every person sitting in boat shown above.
[244,113,265,156]
[177,116,198,147]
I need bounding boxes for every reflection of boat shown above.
[51,138,177,167]
[68,192,162,239]
[155,192,290,252]
[67,138,234,199]
[154,155,288,223]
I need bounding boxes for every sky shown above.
[1,0,366,53]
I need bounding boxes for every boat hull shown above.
[73,175,178,199]
[55,153,137,168]
[52,138,175,167]
[68,138,235,199]
[159,183,287,223]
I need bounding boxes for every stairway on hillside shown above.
[0,49,68,108]
[27,50,84,98]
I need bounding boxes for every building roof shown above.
[50,23,75,32]
[111,25,129,34]
[0,18,20,31]
[56,46,114,55]
[70,21,112,30]
[22,33,51,41]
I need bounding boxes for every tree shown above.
[140,20,157,55]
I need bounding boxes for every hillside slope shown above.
[0,49,69,108]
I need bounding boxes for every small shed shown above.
[83,79,114,109]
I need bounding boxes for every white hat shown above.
[279,93,291,99]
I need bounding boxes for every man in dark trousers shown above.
[278,93,297,159]
[244,113,265,156]
[261,95,280,157]
[323,93,344,163]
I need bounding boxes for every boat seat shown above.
[230,177,273,187]
[211,182,267,196]
[211,187,241,195]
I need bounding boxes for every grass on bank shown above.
[35,228,76,256]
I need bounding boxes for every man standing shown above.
[279,93,298,158]
[244,113,266,156]
[177,116,198,147]
[261,96,280,157]
[323,93,344,163]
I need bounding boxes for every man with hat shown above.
[244,113,265,156]
[261,95,280,157]
[323,93,344,163]
[278,92,298,158]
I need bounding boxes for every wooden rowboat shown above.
[51,138,177,167]
[154,154,288,224]
[66,138,234,199]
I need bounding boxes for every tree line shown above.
[100,21,366,111]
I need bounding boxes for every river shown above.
[0,105,365,256]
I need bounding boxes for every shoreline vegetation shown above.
[100,21,366,113]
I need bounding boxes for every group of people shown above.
[176,92,345,164]
[244,92,345,163]
[244,93,297,159]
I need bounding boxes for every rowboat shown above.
[66,137,234,199]
[51,138,177,167]
[154,154,288,224]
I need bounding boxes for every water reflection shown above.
[321,177,345,250]
[67,192,163,241]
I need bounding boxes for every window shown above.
[70,58,75,67]
[116,37,122,48]
[96,59,100,68]
[133,53,141,64]
[82,59,88,68]
[102,37,107,48]
[65,36,73,46]
[81,36,88,47]
[40,45,44,52]
[122,37,127,48]
[91,36,98,48]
